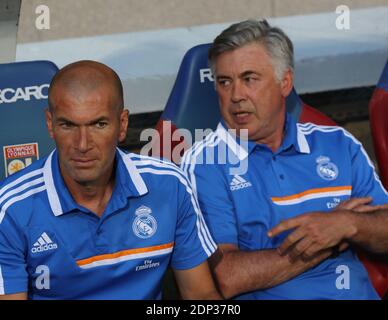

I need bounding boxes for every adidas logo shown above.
[230,175,252,191]
[31,232,58,254]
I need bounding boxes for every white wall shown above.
[17,0,388,43]
[16,7,388,114]
[0,0,20,63]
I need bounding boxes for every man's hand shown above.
[335,196,376,212]
[267,197,387,261]
[267,211,356,261]
[336,197,388,213]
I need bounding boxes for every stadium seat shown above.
[154,43,388,298]
[0,61,58,182]
[365,59,388,298]
[369,59,388,190]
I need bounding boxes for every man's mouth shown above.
[235,112,250,118]
[71,158,96,167]
[232,111,252,124]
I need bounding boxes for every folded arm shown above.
[209,243,332,299]
[268,198,388,260]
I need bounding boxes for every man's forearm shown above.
[211,247,331,299]
[349,209,388,253]
[0,292,27,300]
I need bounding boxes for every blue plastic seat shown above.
[369,59,388,189]
[0,61,58,181]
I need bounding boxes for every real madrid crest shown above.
[132,205,157,239]
[316,156,339,181]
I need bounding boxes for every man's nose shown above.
[231,80,246,103]
[76,127,91,152]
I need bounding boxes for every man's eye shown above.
[95,122,108,129]
[244,76,257,83]
[59,123,74,129]
[218,79,231,87]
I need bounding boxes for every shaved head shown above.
[45,60,129,190]
[48,60,124,113]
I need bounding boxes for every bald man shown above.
[0,61,220,300]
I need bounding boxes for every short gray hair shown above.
[208,19,294,82]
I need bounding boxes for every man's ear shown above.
[45,108,54,139]
[280,69,294,98]
[119,109,129,143]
